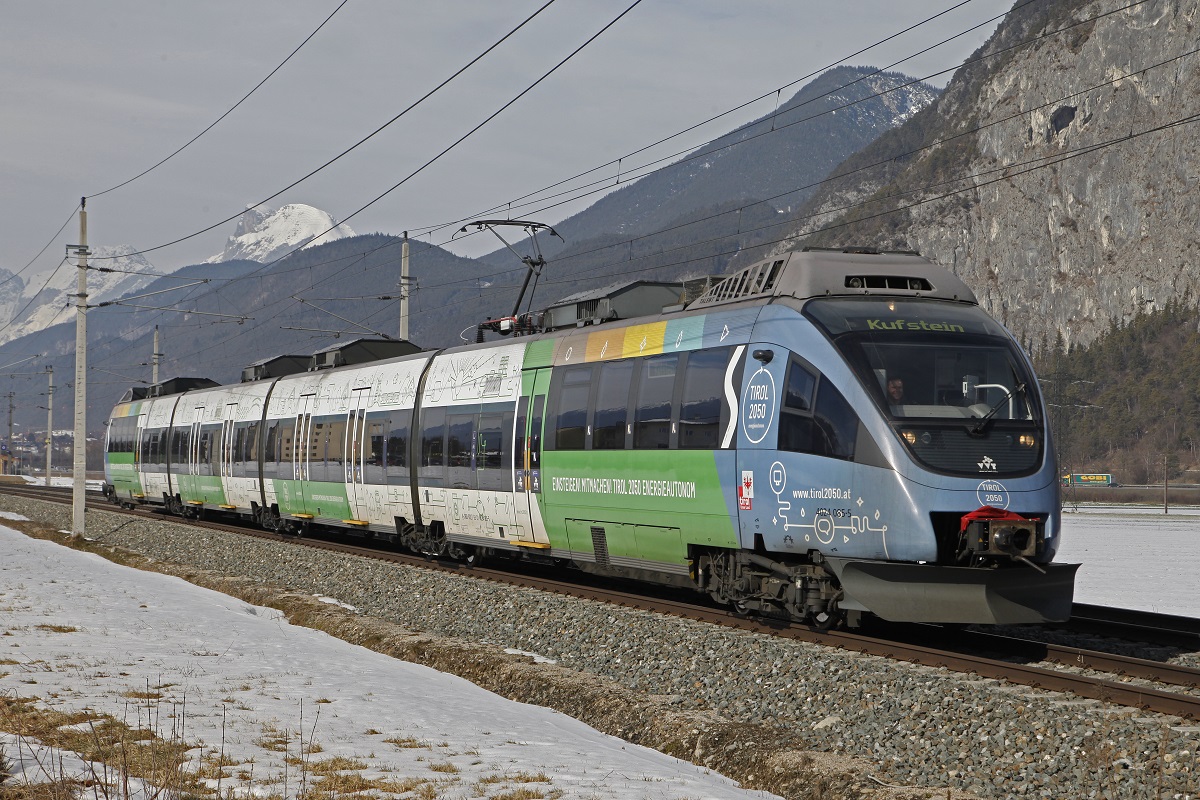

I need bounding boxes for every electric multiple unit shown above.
[105,249,1077,626]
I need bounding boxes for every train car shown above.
[105,248,1077,627]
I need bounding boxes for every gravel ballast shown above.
[2,495,1198,800]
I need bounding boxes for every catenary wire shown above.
[84,0,562,262]
[82,1,1136,370]
[88,0,351,199]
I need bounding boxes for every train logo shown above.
[741,365,776,444]
[976,480,1011,509]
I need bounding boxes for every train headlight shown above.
[901,430,917,445]
[1018,434,1036,448]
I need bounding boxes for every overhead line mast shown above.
[67,198,89,536]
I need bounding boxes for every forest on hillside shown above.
[1034,299,1200,485]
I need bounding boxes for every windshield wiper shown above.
[970,382,1027,435]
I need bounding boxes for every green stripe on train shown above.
[107,453,143,496]
[272,480,352,520]
[176,475,227,506]
[538,450,735,565]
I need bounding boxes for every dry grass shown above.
[0,694,202,798]
[32,626,76,635]
[304,756,368,776]
[477,771,552,785]
[383,736,430,750]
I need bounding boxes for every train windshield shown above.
[805,297,1044,477]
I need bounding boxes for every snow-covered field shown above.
[1059,507,1200,617]
[0,522,774,800]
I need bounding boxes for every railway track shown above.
[4,482,1200,719]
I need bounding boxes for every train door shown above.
[511,368,550,545]
[183,406,205,503]
[292,394,315,515]
[219,402,239,508]
[344,388,371,520]
[133,414,146,489]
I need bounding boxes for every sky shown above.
[1,503,1198,798]
[0,0,1014,286]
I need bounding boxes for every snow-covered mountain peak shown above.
[0,245,161,346]
[207,204,355,264]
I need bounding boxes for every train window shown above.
[634,354,678,449]
[199,425,221,476]
[365,417,387,485]
[553,365,592,450]
[784,361,816,411]
[261,422,279,479]
[477,412,510,491]
[387,417,410,484]
[593,360,634,450]
[779,359,858,461]
[447,414,475,490]
[170,428,188,465]
[329,416,351,483]
[813,383,857,461]
[679,348,730,449]
[243,422,259,472]
[419,406,446,487]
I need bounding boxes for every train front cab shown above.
[737,296,1077,626]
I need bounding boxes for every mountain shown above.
[0,69,941,429]
[0,204,356,347]
[0,233,499,428]
[207,204,355,264]
[770,0,1199,352]
[483,66,939,267]
[0,245,161,346]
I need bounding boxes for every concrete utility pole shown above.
[45,366,53,486]
[6,392,13,474]
[70,198,89,536]
[152,325,161,385]
[399,231,410,341]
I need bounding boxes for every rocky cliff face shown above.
[777,1,1200,351]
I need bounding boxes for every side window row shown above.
[547,346,739,451]
[779,357,858,461]
[106,416,139,453]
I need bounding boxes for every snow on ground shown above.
[1059,507,1200,617]
[0,526,775,800]
[20,475,107,491]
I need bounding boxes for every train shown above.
[104,248,1078,627]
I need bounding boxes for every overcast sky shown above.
[0,0,1013,284]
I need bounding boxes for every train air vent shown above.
[590,526,610,567]
[845,275,933,291]
[690,259,785,307]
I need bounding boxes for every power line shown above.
[83,1,1155,370]
[120,0,1014,354]
[89,0,351,199]
[81,0,648,363]
[87,0,562,263]
[6,3,350,290]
